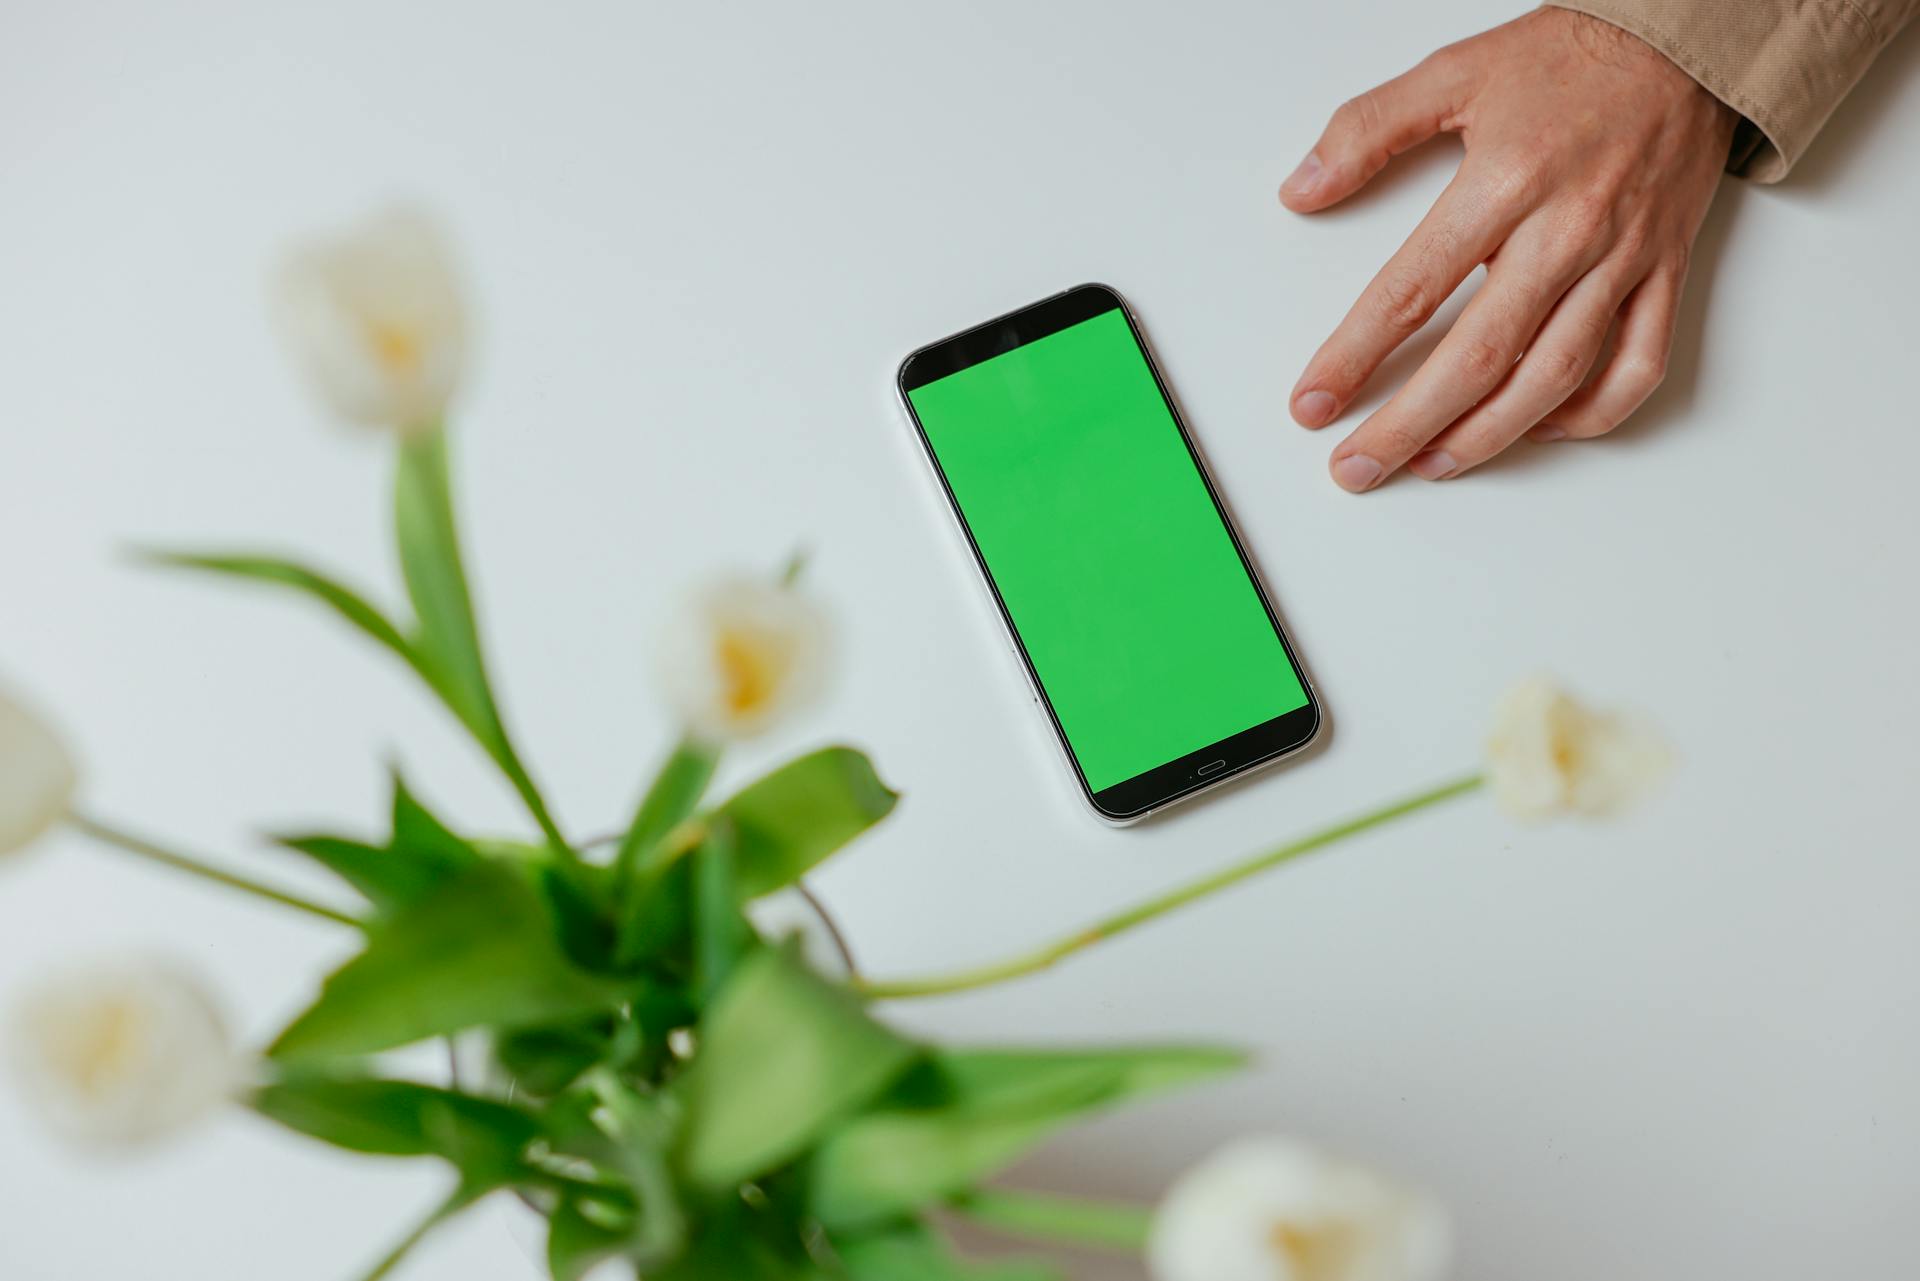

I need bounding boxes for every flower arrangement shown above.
[0,207,1669,1281]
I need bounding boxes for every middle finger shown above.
[1325,220,1602,491]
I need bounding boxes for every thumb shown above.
[1281,53,1466,213]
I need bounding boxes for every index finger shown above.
[1291,171,1520,428]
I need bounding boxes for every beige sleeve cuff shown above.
[1543,0,1914,182]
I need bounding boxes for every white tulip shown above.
[1149,1138,1451,1281]
[8,959,238,1148]
[0,685,77,860]
[1486,676,1671,821]
[655,575,831,742]
[275,205,467,436]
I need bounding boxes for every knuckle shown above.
[1532,344,1590,395]
[1375,423,1433,461]
[1334,91,1385,138]
[1454,335,1513,386]
[1420,44,1464,79]
[1353,412,1431,462]
[1560,191,1615,243]
[1619,351,1667,400]
[1480,155,1548,212]
[1373,273,1436,334]
[1610,217,1654,264]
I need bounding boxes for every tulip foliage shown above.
[151,423,1235,1281]
[4,208,1674,1281]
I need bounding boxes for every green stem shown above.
[955,1187,1153,1253]
[780,546,810,586]
[856,773,1484,1000]
[66,812,359,927]
[357,1188,472,1281]
[613,737,719,887]
[494,746,571,862]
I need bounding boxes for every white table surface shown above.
[4,2,1916,1277]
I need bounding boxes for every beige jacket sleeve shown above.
[1545,0,1916,181]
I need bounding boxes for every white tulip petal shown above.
[0,686,77,860]
[7,959,238,1148]
[1149,1138,1451,1281]
[274,205,467,435]
[655,575,832,742]
[1486,676,1670,822]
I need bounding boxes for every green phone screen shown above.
[907,306,1309,792]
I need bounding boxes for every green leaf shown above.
[615,736,720,880]
[547,1197,635,1281]
[252,1075,539,1184]
[493,1022,613,1098]
[272,835,439,915]
[677,946,918,1189]
[142,550,417,667]
[953,1187,1153,1254]
[617,855,696,970]
[393,429,568,854]
[807,1046,1241,1229]
[615,745,889,966]
[715,747,898,900]
[693,820,751,1004]
[933,1046,1246,1106]
[837,1222,1062,1281]
[394,430,497,740]
[389,776,475,861]
[574,1075,688,1268]
[269,861,630,1061]
[274,775,478,915]
[650,1231,827,1281]
[537,860,620,972]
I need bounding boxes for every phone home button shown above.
[1197,759,1228,776]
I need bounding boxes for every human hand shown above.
[1283,8,1738,491]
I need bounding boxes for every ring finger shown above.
[1407,264,1636,479]
[1326,220,1605,490]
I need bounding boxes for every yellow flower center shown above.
[716,631,781,719]
[1268,1220,1353,1281]
[367,322,423,374]
[48,998,145,1099]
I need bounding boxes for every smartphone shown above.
[897,283,1321,823]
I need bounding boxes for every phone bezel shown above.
[897,283,1321,823]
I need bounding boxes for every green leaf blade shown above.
[268,862,630,1062]
[392,430,569,855]
[953,1187,1153,1254]
[393,431,496,741]
[616,737,720,878]
[271,775,480,916]
[252,1075,540,1176]
[808,1045,1242,1229]
[144,551,415,664]
[837,1223,1063,1281]
[547,1198,634,1281]
[493,1023,613,1098]
[677,946,917,1189]
[716,746,899,900]
[271,835,443,916]
[693,820,750,1003]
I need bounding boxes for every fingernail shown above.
[1282,151,1323,199]
[1332,454,1383,492]
[1409,449,1457,480]
[1293,389,1337,427]
[1531,425,1567,442]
